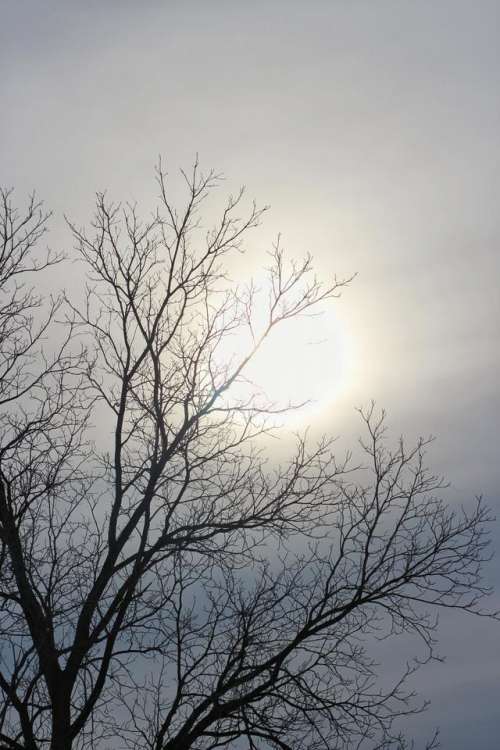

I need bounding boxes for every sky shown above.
[2,1,500,747]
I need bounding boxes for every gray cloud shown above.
[2,1,499,746]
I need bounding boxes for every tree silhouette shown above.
[0,166,494,750]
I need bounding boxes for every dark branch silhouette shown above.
[0,167,495,750]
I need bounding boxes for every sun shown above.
[219,304,349,425]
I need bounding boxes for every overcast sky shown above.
[2,2,499,747]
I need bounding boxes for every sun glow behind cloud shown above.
[218,303,351,426]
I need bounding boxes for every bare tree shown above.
[0,165,495,750]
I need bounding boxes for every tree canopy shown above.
[0,166,495,750]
